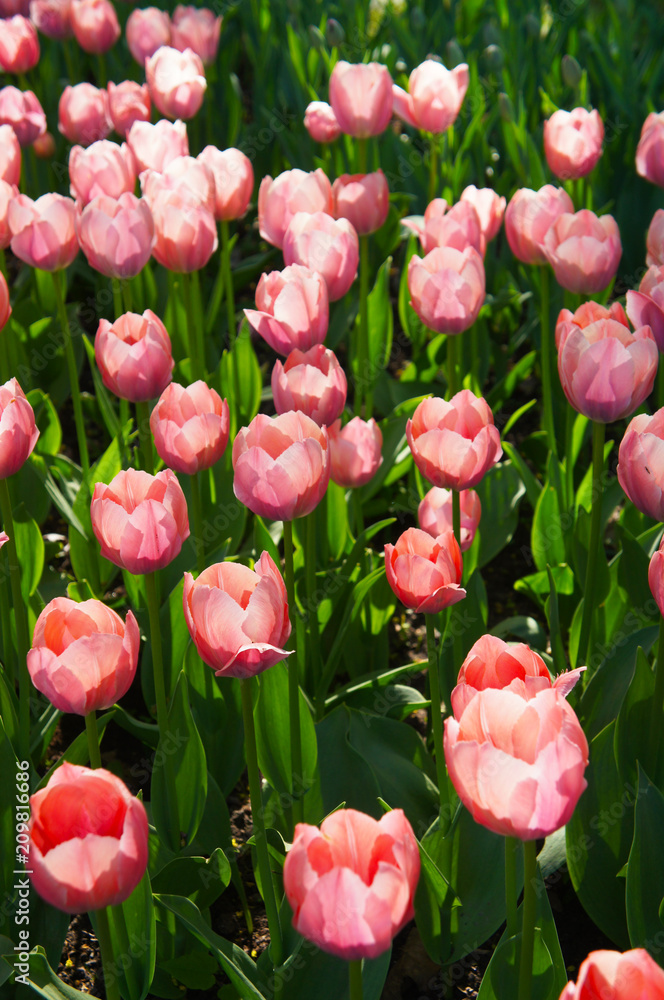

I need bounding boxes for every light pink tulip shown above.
[444,686,589,840]
[244,264,329,356]
[170,4,221,65]
[125,6,170,66]
[406,391,502,490]
[617,409,664,521]
[460,185,506,250]
[404,198,483,255]
[77,192,154,278]
[0,86,46,146]
[555,300,629,351]
[408,245,485,334]
[636,112,664,189]
[127,118,188,174]
[58,82,111,146]
[0,180,18,249]
[140,154,215,213]
[232,410,330,521]
[0,273,10,332]
[0,14,39,73]
[328,416,383,488]
[183,552,291,678]
[107,80,151,138]
[304,101,341,143]
[626,265,664,351]
[271,344,347,427]
[0,124,21,184]
[649,535,664,618]
[543,107,604,180]
[28,597,139,715]
[418,487,481,552]
[150,380,229,475]
[198,146,253,221]
[29,0,72,39]
[146,45,206,121]
[393,59,469,133]
[385,527,465,614]
[9,193,78,270]
[543,209,622,294]
[151,189,218,272]
[283,211,359,302]
[91,468,189,574]
[647,209,664,268]
[95,309,173,402]
[0,378,39,477]
[560,948,664,1000]
[68,139,135,205]
[329,60,393,138]
[505,184,574,265]
[332,170,389,236]
[258,168,333,249]
[70,0,119,53]
[283,809,420,960]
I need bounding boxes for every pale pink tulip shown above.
[560,948,664,1000]
[404,198,483,255]
[626,265,664,351]
[77,192,154,278]
[647,209,664,268]
[244,264,329,356]
[9,193,78,270]
[0,124,21,184]
[543,210,622,294]
[146,45,206,121]
[58,83,111,146]
[0,14,39,73]
[68,139,135,205]
[150,381,229,475]
[636,112,664,189]
[150,189,218,271]
[0,180,18,249]
[460,185,506,250]
[0,378,39,477]
[170,4,221,65]
[543,107,604,180]
[125,6,170,66]
[258,168,333,249]
[385,527,465,613]
[140,154,215,213]
[126,118,188,174]
[95,309,173,402]
[505,184,574,265]
[304,101,341,143]
[332,170,389,236]
[197,145,253,221]
[418,487,481,552]
[271,344,347,427]
[29,0,72,39]
[618,409,664,521]
[283,211,359,301]
[0,86,46,146]
[70,0,119,53]
[329,61,393,138]
[408,245,485,334]
[328,416,383,488]
[393,59,469,134]
[555,300,629,351]
[107,80,151,138]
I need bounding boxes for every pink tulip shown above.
[29,0,72,39]
[150,380,229,475]
[0,180,18,249]
[95,309,173,402]
[505,184,574,265]
[0,86,46,146]
[332,170,389,236]
[126,118,188,174]
[197,145,253,221]
[636,112,664,189]
[418,487,481,552]
[618,409,664,521]
[385,526,465,613]
[328,416,383,488]
[649,535,664,618]
[404,198,483,256]
[283,808,420,960]
[244,264,329,356]
[304,101,341,144]
[28,597,139,714]
[0,14,39,73]
[560,948,664,1000]
[544,209,622,294]
[77,193,154,278]
[0,0,29,13]
[647,209,664,267]
[283,211,359,302]
[58,83,111,146]
[146,45,206,121]
[555,300,629,351]
[0,273,10,332]
[408,245,485,334]
[107,80,151,138]
[91,468,189,574]
[258,168,333,249]
[183,552,291,678]
[329,60,393,138]
[70,0,119,53]
[557,316,657,423]
[271,344,347,427]
[68,139,136,205]
[393,59,469,134]
[543,108,604,180]
[232,410,330,521]
[125,6,170,66]
[140,154,215,213]
[626,265,664,351]
[28,763,148,913]
[460,185,506,250]
[0,378,39,477]
[32,129,55,158]
[0,124,21,184]
[151,189,218,272]
[9,193,78,270]
[406,391,502,490]
[451,634,584,721]
[445,686,589,840]
[170,4,221,65]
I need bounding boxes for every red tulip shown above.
[244,263,329,356]
[0,85,46,146]
[543,108,604,180]
[107,80,151,138]
[0,123,21,184]
[560,949,664,1000]
[29,0,72,39]
[332,170,389,236]
[505,184,574,265]
[543,209,622,295]
[271,344,347,427]
[408,245,485,334]
[393,59,469,133]
[618,409,664,522]
[151,189,218,272]
[418,486,481,552]
[58,82,111,146]
[258,168,333,249]
[626,265,664,351]
[198,145,253,221]
[385,527,465,613]
[636,112,664,189]
[647,209,664,267]
[150,380,229,475]
[0,14,39,73]
[170,3,221,65]
[329,60,393,138]
[304,101,341,143]
[70,0,119,53]
[0,377,39,477]
[146,45,206,121]
[68,139,136,205]
[328,416,383,488]
[126,118,188,174]
[283,211,359,302]
[77,193,154,278]
[125,7,171,66]
[95,309,173,402]
[9,193,78,271]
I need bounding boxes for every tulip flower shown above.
[408,245,486,335]
[555,300,629,349]
[146,45,206,121]
[560,948,664,999]
[332,170,389,236]
[0,180,17,249]
[392,59,469,134]
[304,101,341,143]
[543,107,604,180]
[68,139,136,205]
[0,124,21,184]
[0,14,40,73]
[95,309,173,402]
[107,80,151,138]
[232,410,330,522]
[126,118,188,173]
[329,60,393,138]
[9,193,79,271]
[33,130,55,158]
[385,527,465,614]
[258,168,333,249]
[29,0,73,39]
[28,763,148,912]
[636,112,664,189]
[198,145,253,221]
[283,808,420,960]
[460,185,506,250]
[170,4,221,65]
[404,198,484,256]
[125,6,171,65]
[272,345,347,427]
[0,85,46,146]
[328,416,383,488]
[244,264,329,356]
[77,193,154,279]
[140,154,215,214]
[0,272,11,331]
[626,265,664,351]
[183,552,291,677]
[150,189,218,272]
[58,82,111,146]
[504,184,574,265]
[70,0,119,53]
[150,381,229,475]
[617,409,664,522]
[28,598,139,715]
[543,209,622,295]
[283,211,359,302]
[0,378,39,478]
[418,487,481,552]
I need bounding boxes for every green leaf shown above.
[27,389,61,456]
[151,849,230,910]
[477,930,554,1000]
[13,503,44,601]
[26,948,93,999]
[614,646,660,789]
[476,462,526,568]
[90,869,156,1000]
[35,711,115,790]
[316,704,381,818]
[186,648,245,798]
[326,481,348,561]
[531,477,566,573]
[366,255,394,375]
[29,455,86,537]
[160,951,218,991]
[626,766,664,952]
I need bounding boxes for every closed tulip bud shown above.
[332,170,389,236]
[9,193,78,271]
[70,0,119,53]
[636,112,664,189]
[543,209,622,294]
[107,80,151,138]
[304,101,341,144]
[482,44,503,71]
[647,209,664,268]
[524,12,540,36]
[0,378,39,477]
[329,416,383,488]
[626,265,664,351]
[30,0,72,39]
[385,527,465,613]
[505,184,574,265]
[150,381,229,475]
[95,309,173,402]
[544,107,604,181]
[307,23,324,50]
[498,92,514,122]
[445,39,465,68]
[408,245,485,334]
[0,14,39,73]
[460,185,506,248]
[245,263,329,356]
[198,145,253,221]
[151,189,218,272]
[0,124,21,184]
[0,180,18,249]
[617,409,664,522]
[561,54,583,88]
[0,273,10,331]
[146,45,206,121]
[418,487,481,552]
[329,60,393,138]
[170,4,221,65]
[77,193,154,278]
[127,118,188,174]
[258,168,333,249]
[272,344,347,427]
[283,211,359,302]
[560,948,664,1000]
[58,82,111,146]
[0,85,46,146]
[325,18,344,47]
[69,139,136,205]
[125,6,171,66]
[393,58,469,134]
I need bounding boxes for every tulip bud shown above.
[498,92,514,122]
[325,17,344,47]
[483,22,501,45]
[445,39,464,67]
[561,54,583,88]
[482,44,503,71]
[308,24,325,50]
[524,12,540,36]
[410,7,426,30]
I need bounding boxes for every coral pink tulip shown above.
[406,391,502,490]
[0,86,45,146]
[555,300,629,350]
[329,416,383,489]
[183,552,291,678]
[258,168,333,249]
[283,808,420,960]
[28,763,148,913]
[77,192,154,278]
[636,112,664,189]
[460,185,506,250]
[126,118,188,174]
[271,344,347,427]
[58,83,111,146]
[28,597,139,715]
[151,189,218,272]
[408,245,485,334]
[30,0,72,39]
[404,198,483,256]
[107,80,151,138]
[283,211,359,301]
[95,309,173,402]
[385,527,465,613]
[560,948,664,1000]
[304,101,341,143]
[0,179,18,249]
[329,60,393,138]
[647,209,664,268]
[0,273,10,331]
[150,381,229,475]
[233,410,330,521]
[543,210,622,294]
[444,686,589,840]
[0,124,21,184]
[245,264,329,356]
[418,487,481,553]
[170,4,221,65]
[91,468,189,574]
[9,193,78,270]
[0,14,39,73]
[505,184,574,265]
[626,265,664,351]
[198,145,253,221]
[125,6,171,66]
[543,107,604,180]
[140,154,214,213]
[332,170,389,236]
[146,45,206,121]
[0,378,39,477]
[393,59,469,133]
[617,409,664,521]
[70,0,119,53]
[68,139,136,205]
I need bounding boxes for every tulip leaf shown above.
[531,475,566,574]
[0,665,20,758]
[316,705,382,818]
[186,647,245,798]
[12,502,44,602]
[151,849,230,910]
[366,255,394,376]
[220,319,262,426]
[0,718,20,905]
[26,947,93,999]
[81,334,122,440]
[28,454,86,538]
[614,646,660,789]
[90,868,156,1000]
[626,765,664,952]
[26,388,61,456]
[476,930,554,1000]
[326,481,348,561]
[615,523,659,615]
[141,578,189,713]
[475,461,526,568]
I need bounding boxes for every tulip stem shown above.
[349,959,363,1000]
[0,555,15,685]
[190,472,206,575]
[240,677,284,971]
[220,221,236,349]
[539,267,566,515]
[121,279,132,315]
[355,234,371,417]
[305,512,321,693]
[190,269,207,378]
[0,478,30,762]
[181,271,204,382]
[111,280,123,321]
[135,400,153,474]
[447,334,458,398]
[283,520,304,828]
[52,269,90,480]
[452,489,461,553]
[426,614,450,833]
[85,711,101,768]
[648,615,664,778]
[517,840,538,1000]
[95,907,121,1000]
[505,836,519,938]
[576,420,605,669]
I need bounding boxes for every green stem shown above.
[220,221,236,348]
[447,334,458,398]
[190,471,206,575]
[240,677,284,969]
[648,615,664,777]
[135,400,153,474]
[0,479,30,761]
[112,280,123,321]
[85,711,101,768]
[539,268,565,512]
[517,840,538,1000]
[452,489,461,555]
[95,907,121,1000]
[305,511,321,693]
[576,420,606,669]
[0,246,7,280]
[357,136,367,177]
[283,520,303,827]
[109,904,140,1000]
[96,53,107,88]
[349,959,363,1000]
[564,402,575,513]
[0,552,15,684]
[428,134,438,203]
[181,271,203,382]
[121,279,133,315]
[505,836,518,938]
[355,234,370,417]
[190,268,207,379]
[52,270,90,479]
[426,614,450,833]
